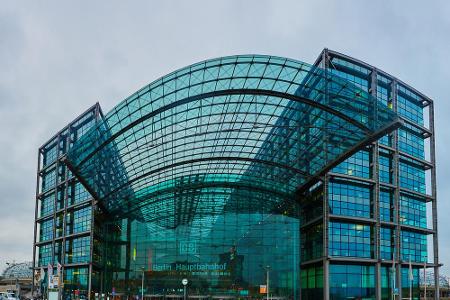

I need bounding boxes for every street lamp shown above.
[260,265,270,300]
[181,278,188,300]
[140,267,145,300]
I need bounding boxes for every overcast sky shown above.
[1,0,450,276]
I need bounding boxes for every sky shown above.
[1,0,450,276]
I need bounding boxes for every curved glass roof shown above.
[2,262,32,279]
[66,55,400,224]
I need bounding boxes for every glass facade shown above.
[329,264,375,299]
[34,105,101,300]
[103,204,301,298]
[307,49,437,300]
[33,50,437,300]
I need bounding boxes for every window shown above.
[330,264,375,299]
[38,243,52,266]
[332,150,370,178]
[64,267,89,290]
[42,169,56,192]
[398,128,425,159]
[329,222,372,258]
[40,193,55,217]
[379,191,393,222]
[301,224,322,261]
[328,182,371,218]
[401,231,427,262]
[377,84,390,107]
[331,69,369,91]
[379,134,391,147]
[399,162,426,193]
[65,236,91,264]
[380,227,393,260]
[66,206,92,235]
[68,181,91,205]
[301,265,323,299]
[397,92,423,125]
[43,144,58,167]
[40,219,53,242]
[379,154,392,184]
[400,194,427,228]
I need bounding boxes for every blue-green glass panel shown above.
[329,222,372,258]
[400,194,427,228]
[328,182,371,218]
[399,162,426,193]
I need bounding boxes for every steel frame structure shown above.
[311,49,440,300]
[32,104,103,297]
[65,55,399,228]
[34,52,438,300]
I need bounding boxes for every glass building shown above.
[308,49,439,300]
[32,50,438,300]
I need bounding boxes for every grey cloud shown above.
[1,0,450,275]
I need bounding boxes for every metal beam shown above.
[73,88,376,169]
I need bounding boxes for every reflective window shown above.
[54,241,62,264]
[329,222,372,258]
[332,150,371,178]
[301,265,323,299]
[329,182,371,218]
[66,206,92,235]
[379,134,392,147]
[64,267,89,297]
[43,143,58,167]
[40,193,55,217]
[381,266,394,299]
[55,213,64,238]
[40,219,54,242]
[379,190,393,222]
[400,194,427,228]
[329,264,375,299]
[399,162,426,193]
[401,267,420,298]
[401,230,427,262]
[68,181,91,205]
[377,84,390,107]
[65,236,91,264]
[110,208,301,298]
[397,92,423,125]
[379,153,392,184]
[42,169,56,192]
[38,243,52,266]
[380,227,393,260]
[331,69,369,91]
[301,224,322,261]
[398,128,425,159]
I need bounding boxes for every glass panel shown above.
[329,222,372,258]
[40,219,54,242]
[399,162,426,193]
[379,190,393,222]
[400,194,427,228]
[332,150,371,178]
[401,230,427,262]
[65,236,91,264]
[329,264,375,299]
[328,181,371,218]
[398,128,425,159]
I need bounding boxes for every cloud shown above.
[1,0,450,276]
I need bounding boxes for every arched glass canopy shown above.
[65,55,400,225]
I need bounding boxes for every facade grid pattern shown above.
[306,48,438,300]
[32,50,438,300]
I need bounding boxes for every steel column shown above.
[429,102,440,300]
